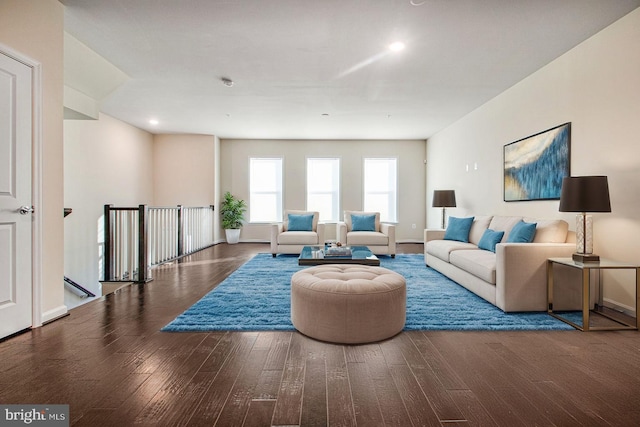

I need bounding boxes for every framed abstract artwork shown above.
[503,122,571,202]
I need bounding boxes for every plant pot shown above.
[225,228,241,244]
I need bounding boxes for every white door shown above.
[0,51,33,339]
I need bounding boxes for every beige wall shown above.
[0,0,65,321]
[153,134,216,206]
[64,113,154,306]
[64,126,220,306]
[213,136,222,242]
[427,8,640,308]
[220,139,426,242]
[64,123,221,307]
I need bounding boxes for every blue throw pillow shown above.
[506,220,537,243]
[351,214,376,232]
[443,216,474,242]
[288,214,314,231]
[478,228,505,252]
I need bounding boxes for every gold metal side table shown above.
[547,258,640,331]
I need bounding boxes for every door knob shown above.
[18,205,34,215]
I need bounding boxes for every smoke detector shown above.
[221,77,234,87]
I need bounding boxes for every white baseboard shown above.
[41,305,68,324]
[603,298,635,317]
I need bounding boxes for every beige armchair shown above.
[271,210,326,257]
[337,211,396,257]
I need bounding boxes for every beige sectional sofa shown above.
[424,215,575,312]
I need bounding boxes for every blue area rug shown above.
[162,253,573,332]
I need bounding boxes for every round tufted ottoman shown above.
[291,264,406,344]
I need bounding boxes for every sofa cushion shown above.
[444,216,474,242]
[351,214,376,231]
[488,216,523,242]
[507,220,537,243]
[478,229,505,252]
[524,218,569,243]
[347,231,388,246]
[450,249,497,284]
[468,216,493,245]
[278,231,318,245]
[426,239,478,262]
[288,214,314,231]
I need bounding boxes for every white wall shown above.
[427,8,640,307]
[220,139,427,242]
[64,113,154,306]
[0,0,66,321]
[153,134,216,206]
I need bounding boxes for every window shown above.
[249,158,283,222]
[306,158,340,222]
[363,158,397,222]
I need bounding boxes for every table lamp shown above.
[432,190,456,229]
[559,176,611,262]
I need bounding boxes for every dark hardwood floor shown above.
[2,243,640,426]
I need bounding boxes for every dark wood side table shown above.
[547,257,640,331]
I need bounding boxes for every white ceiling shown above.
[61,0,640,140]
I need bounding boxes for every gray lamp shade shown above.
[432,190,456,208]
[559,176,611,213]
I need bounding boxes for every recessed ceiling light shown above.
[389,42,406,52]
[149,119,159,125]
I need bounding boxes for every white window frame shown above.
[363,157,398,223]
[306,157,341,222]
[249,157,283,223]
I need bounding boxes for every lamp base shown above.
[572,253,600,263]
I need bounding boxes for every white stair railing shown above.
[103,204,215,282]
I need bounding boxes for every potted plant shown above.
[220,191,247,244]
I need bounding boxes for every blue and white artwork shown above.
[504,123,570,201]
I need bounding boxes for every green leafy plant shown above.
[220,191,247,229]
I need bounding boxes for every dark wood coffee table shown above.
[298,245,380,266]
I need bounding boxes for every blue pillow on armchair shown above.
[443,216,474,242]
[351,214,376,232]
[287,214,314,231]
